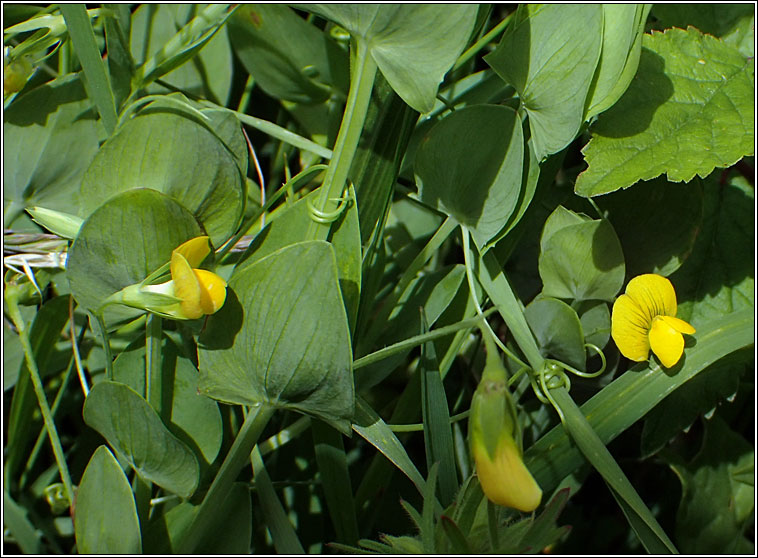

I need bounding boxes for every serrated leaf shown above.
[74,446,142,554]
[576,27,754,197]
[485,4,603,160]
[665,416,754,554]
[670,174,753,328]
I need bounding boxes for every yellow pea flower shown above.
[611,274,695,368]
[470,331,542,512]
[109,236,227,320]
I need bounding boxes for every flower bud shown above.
[470,332,542,512]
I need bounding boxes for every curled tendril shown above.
[527,344,608,420]
[307,184,352,224]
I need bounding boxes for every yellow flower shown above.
[110,236,227,320]
[611,274,695,368]
[169,236,227,319]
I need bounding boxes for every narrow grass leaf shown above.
[353,396,426,495]
[421,463,439,554]
[420,310,458,507]
[59,4,118,135]
[312,420,360,545]
[3,492,42,554]
[550,386,677,553]
[251,447,305,554]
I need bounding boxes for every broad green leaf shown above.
[415,104,524,250]
[298,4,478,113]
[525,296,585,371]
[130,4,233,105]
[665,416,754,554]
[575,27,754,197]
[578,300,611,351]
[79,110,245,246]
[652,3,755,58]
[83,380,200,498]
[671,175,754,328]
[228,4,349,103]
[538,206,625,302]
[598,177,703,277]
[74,446,142,554]
[112,336,223,467]
[234,186,361,334]
[485,4,603,160]
[144,483,252,554]
[66,189,204,323]
[586,4,652,119]
[3,74,99,228]
[198,241,354,432]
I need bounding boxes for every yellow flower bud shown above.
[470,332,542,512]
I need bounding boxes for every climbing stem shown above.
[175,404,276,553]
[306,38,377,241]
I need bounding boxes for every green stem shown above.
[91,312,114,380]
[175,404,276,554]
[145,314,163,417]
[358,216,458,356]
[306,38,377,241]
[452,10,515,72]
[5,295,75,508]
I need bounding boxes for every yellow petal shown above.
[194,269,227,315]
[474,430,542,512]
[660,315,695,335]
[649,316,684,368]
[170,252,204,319]
[624,274,677,323]
[173,236,211,269]
[611,294,651,362]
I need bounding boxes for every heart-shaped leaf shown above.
[198,240,354,433]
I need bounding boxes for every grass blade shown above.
[550,386,678,553]
[419,310,458,507]
[250,447,305,554]
[59,4,118,134]
[312,420,360,545]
